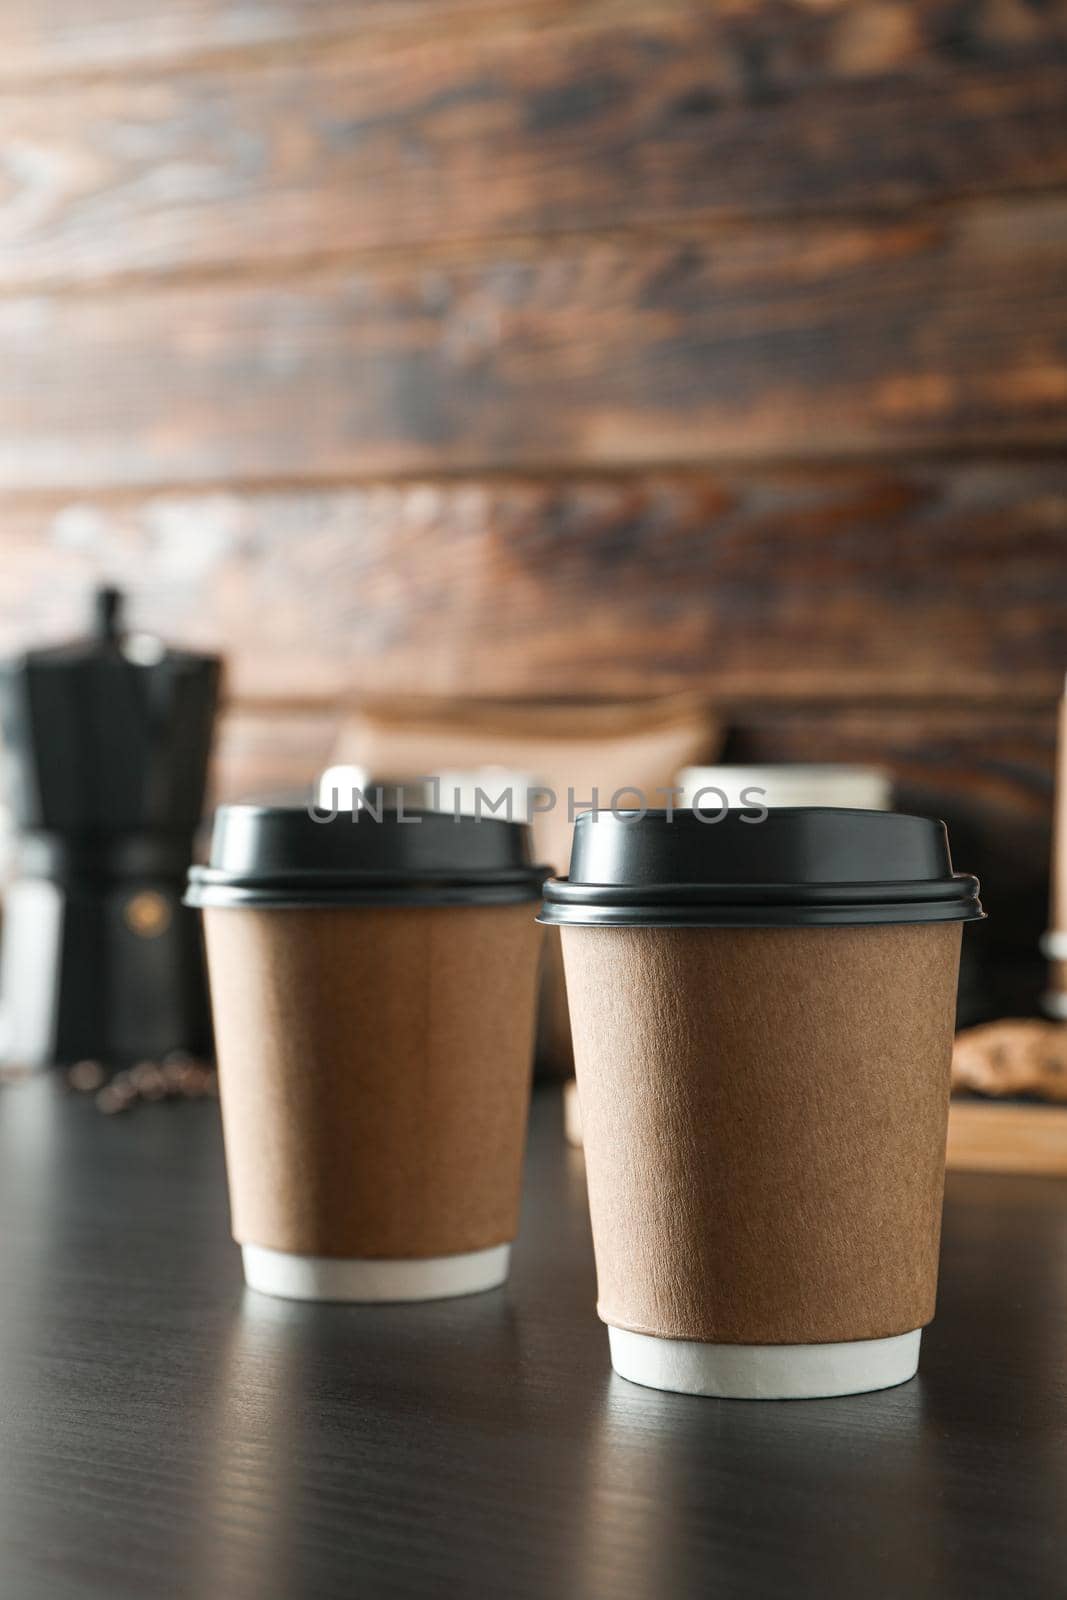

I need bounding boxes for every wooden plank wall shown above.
[1,0,1066,1017]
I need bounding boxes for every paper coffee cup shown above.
[541,807,982,1399]
[187,805,546,1302]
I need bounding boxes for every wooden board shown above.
[7,0,1067,84]
[946,1100,1067,1176]
[2,9,1066,286]
[0,0,542,81]
[3,196,1067,490]
[1,462,1064,704]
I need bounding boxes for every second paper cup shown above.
[187,803,545,1302]
[541,806,983,1399]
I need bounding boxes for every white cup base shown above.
[241,1242,510,1303]
[608,1325,922,1399]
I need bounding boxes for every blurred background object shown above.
[948,678,1067,1173]
[952,1020,1067,1103]
[1043,674,1067,1018]
[0,2,1064,1056]
[0,588,219,1067]
[678,766,893,814]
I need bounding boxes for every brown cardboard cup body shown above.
[204,903,542,1261]
[562,921,963,1347]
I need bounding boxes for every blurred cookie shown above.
[952,1020,1067,1102]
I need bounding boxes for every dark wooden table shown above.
[1,1078,1065,1599]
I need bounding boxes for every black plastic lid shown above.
[538,808,983,928]
[185,804,548,909]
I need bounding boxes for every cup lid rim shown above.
[185,802,548,909]
[537,876,984,927]
[186,864,547,909]
[539,806,983,927]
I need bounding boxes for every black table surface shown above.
[1,1078,1065,1600]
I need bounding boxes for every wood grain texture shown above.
[3,5,1067,286]
[0,0,539,81]
[6,196,1067,489]
[3,462,1063,702]
[946,1100,1067,1175]
[1,1081,1066,1599]
[7,0,1067,83]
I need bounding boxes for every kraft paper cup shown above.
[541,807,983,1400]
[187,804,546,1302]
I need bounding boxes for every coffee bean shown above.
[68,1060,107,1093]
[130,1061,166,1100]
[160,1061,189,1095]
[177,1065,211,1098]
[95,1085,132,1115]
